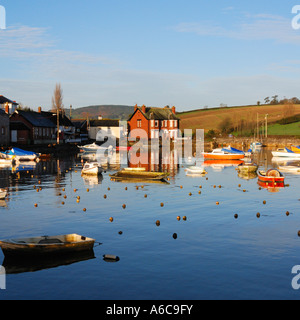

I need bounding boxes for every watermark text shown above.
[0,5,6,30]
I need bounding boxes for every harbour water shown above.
[1,148,300,300]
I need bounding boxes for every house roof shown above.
[13,110,56,128]
[128,106,180,121]
[72,119,87,129]
[0,95,18,105]
[41,111,75,127]
[89,119,120,127]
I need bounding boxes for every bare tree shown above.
[51,83,64,144]
[51,83,64,113]
[283,100,295,118]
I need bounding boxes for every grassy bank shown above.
[178,103,300,133]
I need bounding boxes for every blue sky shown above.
[1,0,300,112]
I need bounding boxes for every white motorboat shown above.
[271,148,300,158]
[185,166,207,175]
[78,143,114,153]
[278,165,300,173]
[81,162,103,175]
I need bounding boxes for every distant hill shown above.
[177,104,300,133]
[65,105,134,120]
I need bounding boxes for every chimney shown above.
[172,106,176,114]
[134,104,138,112]
[142,105,146,114]
[5,102,9,114]
[38,106,42,113]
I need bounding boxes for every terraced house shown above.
[127,105,180,140]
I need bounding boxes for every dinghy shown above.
[185,166,207,175]
[237,162,258,173]
[110,169,169,181]
[81,162,103,175]
[0,234,96,257]
[0,188,7,199]
[257,169,285,183]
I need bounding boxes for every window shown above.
[174,120,177,128]
[170,120,173,128]
[151,120,154,127]
[164,120,167,127]
[155,120,159,127]
[137,120,142,128]
[1,126,5,135]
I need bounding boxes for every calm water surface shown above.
[1,149,300,300]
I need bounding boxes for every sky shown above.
[0,0,300,112]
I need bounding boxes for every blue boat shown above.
[5,148,39,161]
[221,146,245,155]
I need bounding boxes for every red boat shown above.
[257,169,285,183]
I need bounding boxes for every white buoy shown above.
[103,254,120,262]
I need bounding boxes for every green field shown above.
[267,122,300,136]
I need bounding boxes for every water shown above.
[1,149,300,300]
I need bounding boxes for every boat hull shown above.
[81,167,102,175]
[271,152,300,158]
[257,170,285,183]
[203,153,245,160]
[0,234,95,258]
[110,170,169,181]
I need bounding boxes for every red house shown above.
[127,105,180,140]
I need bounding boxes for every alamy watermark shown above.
[292,5,300,30]
[0,5,6,30]
[0,265,6,290]
[94,126,205,166]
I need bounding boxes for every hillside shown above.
[66,105,134,120]
[177,104,300,134]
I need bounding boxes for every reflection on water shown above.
[1,147,300,299]
[2,250,95,274]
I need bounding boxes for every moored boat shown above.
[4,147,39,161]
[278,165,300,173]
[81,162,103,175]
[271,148,300,158]
[110,169,169,181]
[237,162,258,173]
[0,234,96,258]
[203,148,245,160]
[78,143,114,153]
[257,169,285,183]
[0,188,7,199]
[185,166,207,175]
[291,145,300,153]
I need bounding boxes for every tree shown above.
[51,83,64,113]
[218,117,233,134]
[264,97,270,104]
[271,95,279,104]
[283,100,295,119]
[51,83,64,144]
